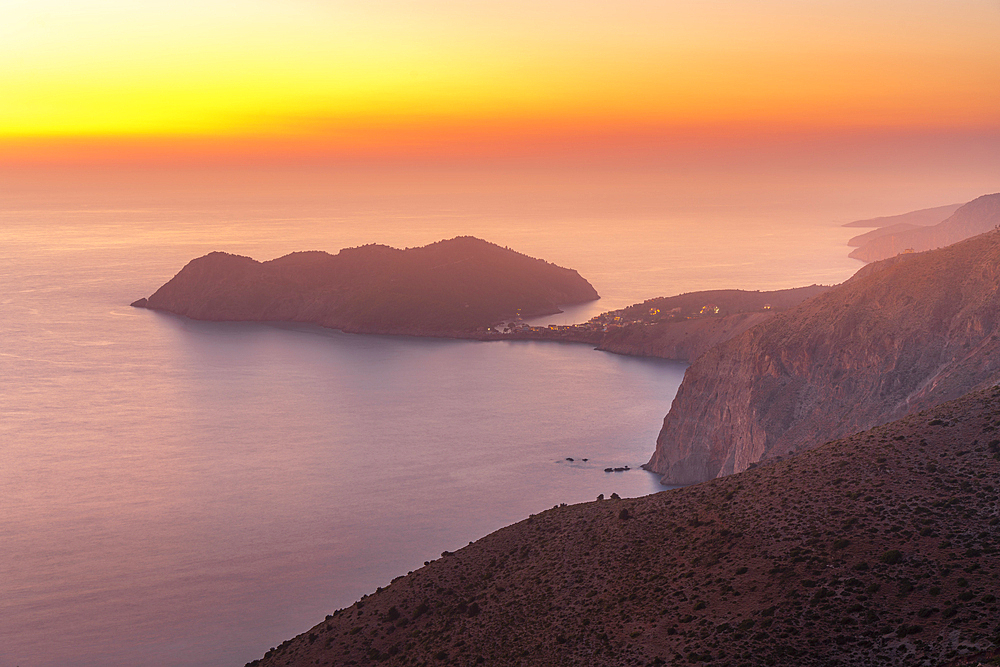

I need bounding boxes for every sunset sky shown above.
[3,0,999,164]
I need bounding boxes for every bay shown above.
[0,163,963,666]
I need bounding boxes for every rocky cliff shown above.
[647,227,1000,485]
[849,194,1000,262]
[246,385,1000,667]
[133,237,599,335]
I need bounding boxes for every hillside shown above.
[132,237,599,335]
[594,286,829,361]
[612,286,831,320]
[849,194,1000,262]
[498,286,829,363]
[648,228,1000,485]
[246,385,1000,667]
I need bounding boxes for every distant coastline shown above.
[844,195,999,263]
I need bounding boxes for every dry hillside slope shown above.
[247,385,1000,667]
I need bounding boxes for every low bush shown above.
[880,550,903,564]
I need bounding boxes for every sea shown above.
[0,161,986,667]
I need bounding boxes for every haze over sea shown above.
[0,162,989,667]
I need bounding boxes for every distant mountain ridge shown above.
[847,222,924,248]
[842,202,963,228]
[849,194,1000,262]
[647,225,1000,484]
[133,237,599,335]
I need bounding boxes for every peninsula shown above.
[132,237,599,336]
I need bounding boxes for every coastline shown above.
[133,303,758,365]
[134,297,795,364]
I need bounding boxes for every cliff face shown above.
[849,193,1000,262]
[136,237,599,335]
[247,385,1000,667]
[648,228,1000,485]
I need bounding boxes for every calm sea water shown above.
[0,164,970,666]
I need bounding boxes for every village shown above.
[481,298,773,343]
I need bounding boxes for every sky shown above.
[2,0,999,165]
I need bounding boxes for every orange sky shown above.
[3,0,999,164]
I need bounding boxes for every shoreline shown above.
[134,301,777,364]
[134,305,726,364]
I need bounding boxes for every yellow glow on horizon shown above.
[2,0,999,158]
